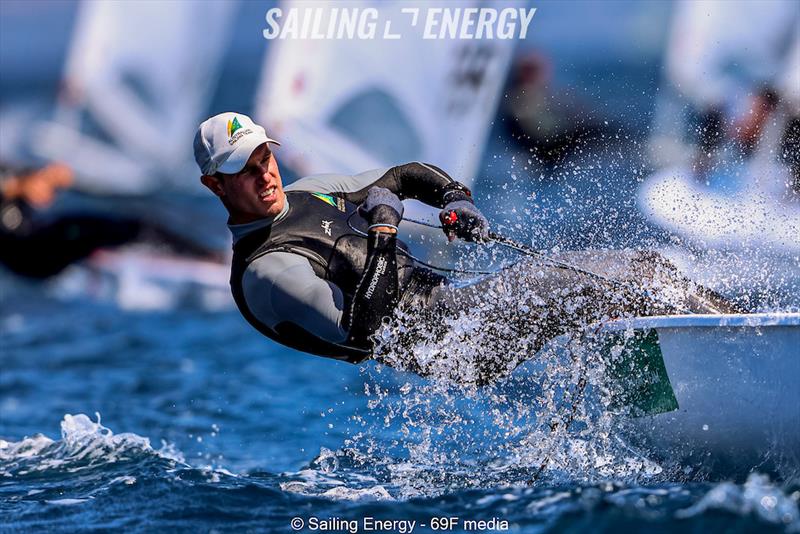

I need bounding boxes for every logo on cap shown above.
[226,116,253,146]
[227,116,243,138]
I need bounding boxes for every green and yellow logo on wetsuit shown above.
[311,192,347,212]
[311,192,338,208]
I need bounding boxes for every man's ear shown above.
[201,174,224,197]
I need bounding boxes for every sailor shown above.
[664,0,799,190]
[0,162,136,278]
[196,112,736,385]
[0,162,215,279]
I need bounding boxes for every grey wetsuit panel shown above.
[243,251,348,343]
[284,168,390,194]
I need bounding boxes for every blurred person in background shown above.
[196,112,739,385]
[502,51,611,166]
[0,161,215,279]
[664,0,799,191]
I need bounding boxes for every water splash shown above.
[342,243,742,497]
[341,324,665,498]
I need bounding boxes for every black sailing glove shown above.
[358,186,403,229]
[439,200,489,242]
[441,181,474,205]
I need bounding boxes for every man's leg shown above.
[388,250,739,385]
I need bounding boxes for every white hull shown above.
[602,313,800,477]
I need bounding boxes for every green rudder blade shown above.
[602,329,679,417]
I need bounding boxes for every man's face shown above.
[203,143,285,224]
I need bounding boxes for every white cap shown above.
[193,112,280,175]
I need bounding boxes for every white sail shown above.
[254,0,517,190]
[32,0,236,194]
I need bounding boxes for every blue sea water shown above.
[2,292,799,533]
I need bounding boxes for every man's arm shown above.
[287,162,471,207]
[340,187,405,348]
[343,229,399,348]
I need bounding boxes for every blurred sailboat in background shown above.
[32,0,236,195]
[638,0,800,310]
[254,0,516,222]
[0,1,239,308]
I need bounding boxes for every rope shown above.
[401,217,695,315]
[346,211,497,275]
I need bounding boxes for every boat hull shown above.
[603,314,800,478]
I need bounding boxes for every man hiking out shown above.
[195,112,736,385]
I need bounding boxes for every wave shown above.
[676,474,800,527]
[2,414,798,532]
[0,413,185,479]
[283,448,800,531]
